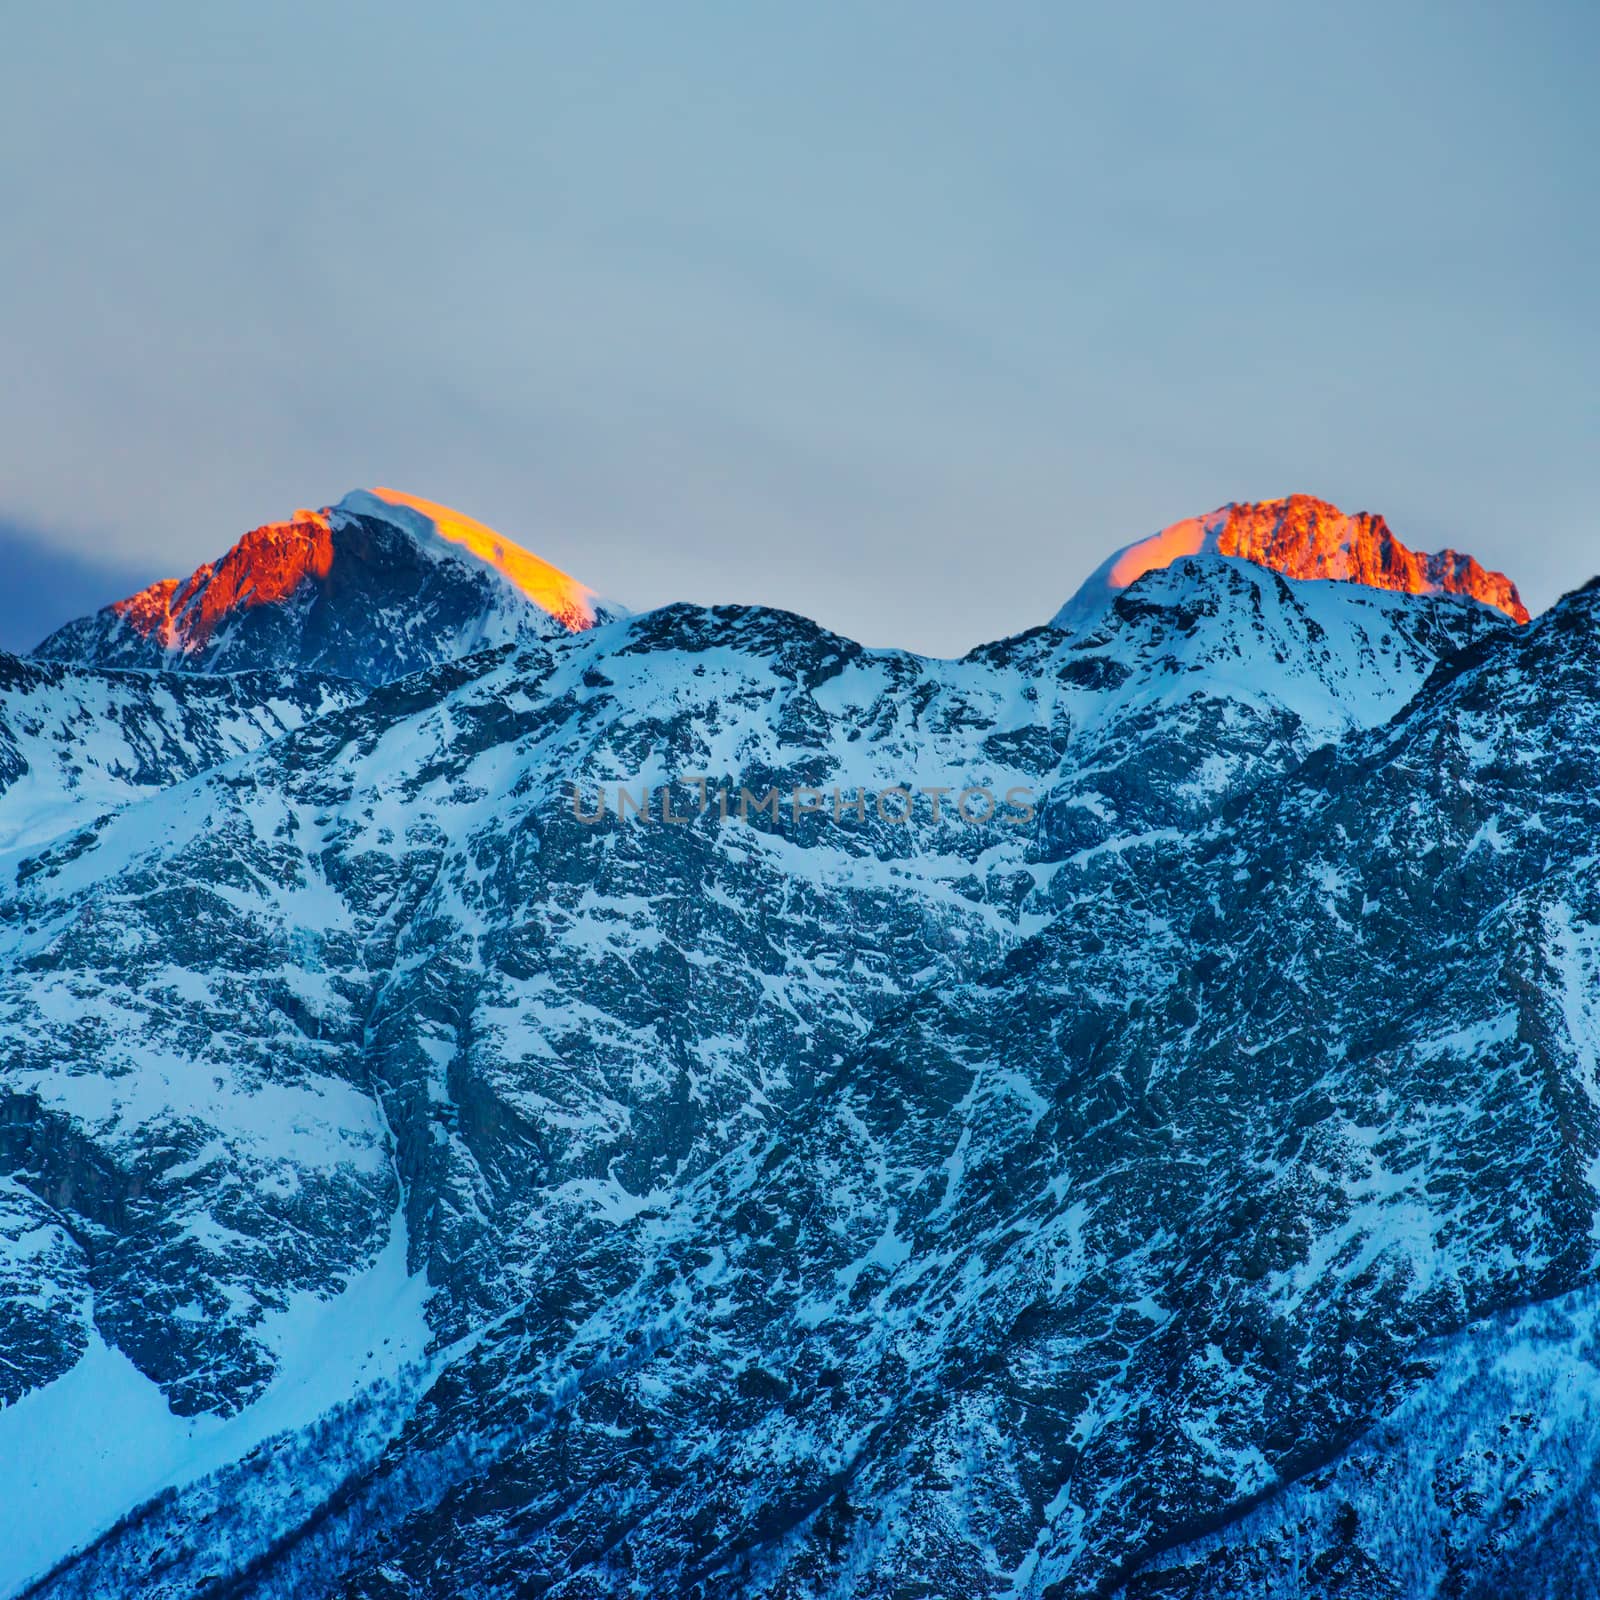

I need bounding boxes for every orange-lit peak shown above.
[1063,495,1529,625]
[354,487,600,632]
[112,510,335,650]
[103,492,607,660]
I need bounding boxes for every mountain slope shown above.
[0,652,362,853]
[0,551,1515,1596]
[195,578,1595,1600]
[33,490,621,685]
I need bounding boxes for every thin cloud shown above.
[0,517,157,655]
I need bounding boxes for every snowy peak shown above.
[1057,552,1506,735]
[334,488,605,632]
[34,490,622,685]
[1055,494,1529,626]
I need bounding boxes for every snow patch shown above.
[0,1208,432,1598]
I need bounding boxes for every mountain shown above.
[1055,494,1529,628]
[5,490,1595,1600]
[33,489,622,685]
[10,563,1481,1419]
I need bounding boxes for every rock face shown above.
[33,490,621,685]
[1057,495,1530,626]
[3,494,1596,1600]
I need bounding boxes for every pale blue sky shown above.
[1,1,1594,654]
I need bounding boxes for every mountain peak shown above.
[1055,494,1530,626]
[335,488,603,632]
[35,490,621,684]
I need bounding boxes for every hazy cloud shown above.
[0,519,157,655]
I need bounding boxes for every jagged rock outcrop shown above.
[1057,495,1529,627]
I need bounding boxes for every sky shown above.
[1,0,1595,657]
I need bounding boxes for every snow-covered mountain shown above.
[1055,494,1529,628]
[4,492,1595,1600]
[33,489,624,685]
